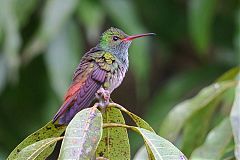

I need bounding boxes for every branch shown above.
[107,103,129,113]
[103,123,136,131]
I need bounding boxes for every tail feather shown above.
[52,95,75,123]
[58,82,101,124]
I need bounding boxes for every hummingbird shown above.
[53,27,155,125]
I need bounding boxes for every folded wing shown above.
[53,60,107,125]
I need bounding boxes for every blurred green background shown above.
[0,0,239,159]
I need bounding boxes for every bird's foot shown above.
[96,88,110,109]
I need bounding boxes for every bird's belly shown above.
[105,67,126,93]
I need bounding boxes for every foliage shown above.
[59,107,102,159]
[230,80,240,159]
[7,121,66,160]
[135,68,240,159]
[190,118,232,160]
[159,81,235,142]
[96,107,130,160]
[7,66,240,159]
[8,103,186,160]
[17,137,63,160]
[0,0,239,159]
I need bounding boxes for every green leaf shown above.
[111,103,154,132]
[13,0,38,26]
[190,118,232,160]
[231,12,240,160]
[0,0,21,82]
[22,0,78,63]
[77,0,105,44]
[134,128,186,160]
[7,121,66,159]
[0,54,7,94]
[159,81,235,142]
[17,137,63,160]
[110,103,155,159]
[40,0,78,38]
[221,140,235,160]
[102,0,151,101]
[103,123,186,160]
[45,20,82,99]
[96,107,130,160]
[230,80,240,159]
[181,67,239,156]
[130,113,154,132]
[147,65,224,130]
[181,98,221,156]
[189,0,217,54]
[216,67,240,82]
[59,107,102,160]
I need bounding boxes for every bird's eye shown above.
[112,36,119,41]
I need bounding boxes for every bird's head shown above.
[99,27,155,56]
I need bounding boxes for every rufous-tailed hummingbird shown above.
[53,27,155,125]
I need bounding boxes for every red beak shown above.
[122,33,156,41]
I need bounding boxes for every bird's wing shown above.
[53,49,108,124]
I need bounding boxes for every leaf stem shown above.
[107,103,129,113]
[103,123,136,131]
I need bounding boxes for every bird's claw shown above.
[96,88,110,109]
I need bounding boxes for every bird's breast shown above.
[103,62,128,93]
